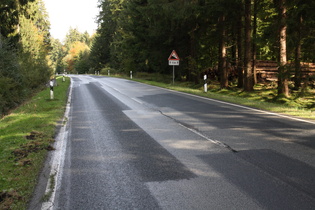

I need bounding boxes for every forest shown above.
[2,0,315,116]
[0,0,51,116]
[88,0,315,98]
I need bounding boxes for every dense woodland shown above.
[1,0,315,115]
[0,0,91,116]
[0,0,52,116]
[89,0,315,98]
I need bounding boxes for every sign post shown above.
[173,66,175,85]
[168,50,180,85]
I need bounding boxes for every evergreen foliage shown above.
[86,0,315,96]
[0,39,23,115]
[0,0,52,116]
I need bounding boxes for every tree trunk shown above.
[237,10,243,88]
[278,0,289,97]
[218,14,228,89]
[294,14,302,90]
[0,33,2,49]
[244,0,253,91]
[252,0,258,84]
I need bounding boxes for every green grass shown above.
[0,76,70,210]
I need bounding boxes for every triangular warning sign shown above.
[168,50,179,60]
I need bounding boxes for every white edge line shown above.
[41,78,73,210]
[131,97,143,104]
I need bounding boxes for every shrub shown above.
[0,38,24,116]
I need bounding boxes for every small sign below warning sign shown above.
[169,60,179,66]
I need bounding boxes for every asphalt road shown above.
[48,75,315,209]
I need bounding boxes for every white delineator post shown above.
[50,79,54,100]
[204,74,207,93]
[130,71,133,79]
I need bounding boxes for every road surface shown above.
[46,75,315,209]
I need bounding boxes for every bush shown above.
[100,65,114,75]
[19,52,51,89]
[0,38,24,116]
[0,37,51,117]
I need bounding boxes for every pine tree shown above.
[275,0,289,97]
[244,0,253,91]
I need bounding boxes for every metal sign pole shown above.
[173,65,175,85]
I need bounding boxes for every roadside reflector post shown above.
[130,71,133,79]
[108,70,110,76]
[49,79,54,100]
[204,74,207,93]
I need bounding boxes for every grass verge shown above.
[0,76,70,210]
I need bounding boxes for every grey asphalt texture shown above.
[52,75,315,209]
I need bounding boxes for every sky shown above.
[43,0,99,42]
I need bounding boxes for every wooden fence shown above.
[256,60,315,81]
